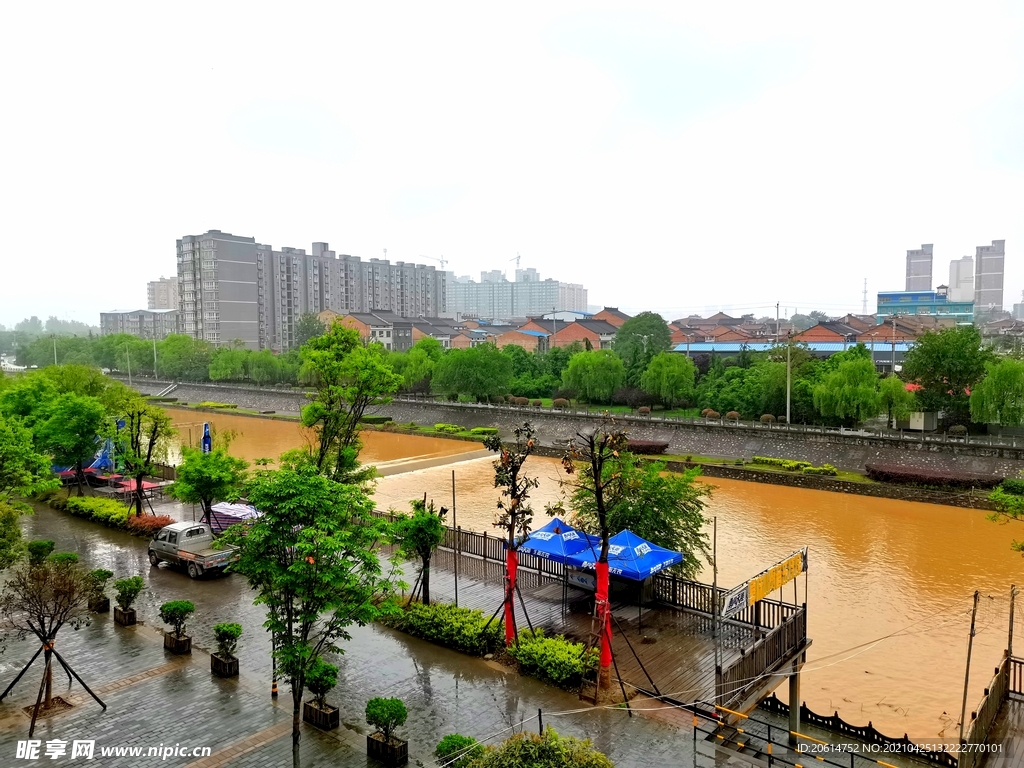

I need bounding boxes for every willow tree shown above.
[483,423,539,646]
[971,358,1024,427]
[812,356,880,427]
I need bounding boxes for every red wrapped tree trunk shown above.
[595,561,612,687]
[504,550,518,646]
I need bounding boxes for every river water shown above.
[165,408,1022,741]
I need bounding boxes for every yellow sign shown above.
[747,548,807,605]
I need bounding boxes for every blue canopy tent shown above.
[518,517,600,561]
[564,529,683,581]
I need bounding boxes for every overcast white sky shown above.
[2,1,1022,327]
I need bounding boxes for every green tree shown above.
[640,353,696,409]
[209,348,248,381]
[431,344,512,401]
[225,463,397,768]
[391,498,447,605]
[110,393,174,516]
[812,356,880,426]
[294,314,327,348]
[902,325,993,426]
[878,375,916,427]
[402,337,443,391]
[0,415,57,499]
[169,446,249,521]
[565,453,711,579]
[0,374,57,428]
[971,358,1024,426]
[612,312,672,385]
[36,393,107,496]
[156,334,214,380]
[562,350,625,404]
[39,364,111,398]
[300,324,402,483]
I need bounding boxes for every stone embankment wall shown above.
[125,378,1024,477]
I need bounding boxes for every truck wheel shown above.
[188,562,202,579]
[149,551,160,566]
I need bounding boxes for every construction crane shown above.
[422,255,448,270]
[508,252,521,270]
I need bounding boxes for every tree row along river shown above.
[165,408,1023,741]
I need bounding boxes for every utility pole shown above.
[551,307,557,352]
[862,278,868,314]
[959,591,980,745]
[775,302,780,344]
[786,333,792,425]
[891,316,897,374]
[53,336,57,366]
[125,343,132,388]
[152,337,158,380]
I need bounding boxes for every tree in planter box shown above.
[303,657,339,729]
[113,576,144,625]
[159,600,195,651]
[211,623,242,677]
[87,569,114,612]
[366,696,408,746]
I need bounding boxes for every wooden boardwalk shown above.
[422,549,761,705]
[980,695,1024,768]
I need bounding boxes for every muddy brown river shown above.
[164,408,1023,740]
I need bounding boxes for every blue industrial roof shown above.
[515,329,550,337]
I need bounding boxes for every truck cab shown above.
[148,521,239,579]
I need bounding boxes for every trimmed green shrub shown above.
[514,397,529,406]
[949,425,968,436]
[1001,478,1024,496]
[470,427,499,436]
[474,728,613,768]
[531,399,542,407]
[360,415,393,425]
[306,657,339,708]
[366,697,407,745]
[725,411,740,421]
[213,623,242,658]
[27,540,55,566]
[552,398,569,410]
[752,456,812,472]
[705,410,721,419]
[383,601,501,655]
[507,628,597,690]
[435,734,485,768]
[159,600,195,639]
[626,440,669,455]
[49,552,79,565]
[434,423,465,434]
[802,464,838,476]
[760,414,776,423]
[114,576,144,611]
[195,401,238,409]
[638,406,650,416]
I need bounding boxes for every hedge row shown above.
[360,415,393,425]
[195,401,237,409]
[434,423,465,434]
[469,427,498,436]
[752,456,811,471]
[62,497,176,536]
[383,602,501,656]
[802,464,838,476]
[864,463,1004,489]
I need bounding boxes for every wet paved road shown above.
[0,503,708,767]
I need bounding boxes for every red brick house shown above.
[591,307,631,328]
[791,322,860,343]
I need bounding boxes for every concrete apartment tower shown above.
[147,276,179,310]
[177,231,260,349]
[974,239,1006,314]
[947,256,975,303]
[905,244,933,291]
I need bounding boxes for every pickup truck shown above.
[148,521,240,579]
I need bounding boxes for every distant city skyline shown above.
[1,5,1022,328]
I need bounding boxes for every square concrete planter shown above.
[88,596,110,613]
[163,632,192,655]
[367,733,408,766]
[113,607,136,626]
[302,701,339,731]
[211,653,239,678]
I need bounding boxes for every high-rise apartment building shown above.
[450,268,587,321]
[100,309,180,339]
[905,244,933,291]
[947,256,974,303]
[974,239,1006,314]
[147,276,179,310]
[177,230,449,351]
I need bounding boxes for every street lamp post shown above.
[786,332,792,425]
[125,343,132,388]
